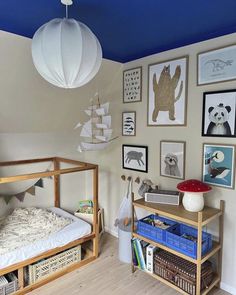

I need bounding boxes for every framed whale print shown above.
[202,143,235,189]
[122,112,136,136]
[202,90,236,138]
[198,44,236,85]
[147,56,188,126]
[122,145,148,172]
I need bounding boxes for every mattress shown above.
[0,207,91,269]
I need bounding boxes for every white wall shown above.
[0,30,122,216]
[0,29,235,293]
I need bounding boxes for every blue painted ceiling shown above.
[1,0,236,62]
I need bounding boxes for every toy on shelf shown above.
[177,179,212,212]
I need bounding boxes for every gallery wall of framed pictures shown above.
[121,42,236,189]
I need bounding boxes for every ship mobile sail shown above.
[74,96,116,152]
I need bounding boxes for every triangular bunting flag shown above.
[35,179,43,188]
[26,186,36,196]
[4,196,13,205]
[15,193,25,202]
[46,170,53,179]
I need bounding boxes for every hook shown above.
[121,175,126,181]
[135,177,140,184]
[127,176,132,181]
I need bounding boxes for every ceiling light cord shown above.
[61,0,73,19]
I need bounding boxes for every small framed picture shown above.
[122,112,136,136]
[148,56,188,126]
[198,44,236,85]
[122,145,148,173]
[202,90,236,138]
[202,143,235,189]
[123,67,142,103]
[160,141,186,179]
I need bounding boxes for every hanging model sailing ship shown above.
[74,95,117,152]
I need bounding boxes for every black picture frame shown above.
[122,144,148,173]
[202,89,236,138]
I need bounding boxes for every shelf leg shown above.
[196,211,203,295]
[131,192,135,273]
[217,200,225,287]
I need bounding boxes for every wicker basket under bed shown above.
[0,273,18,295]
[154,250,213,295]
[28,245,81,284]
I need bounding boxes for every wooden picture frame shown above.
[160,141,186,179]
[122,144,148,173]
[147,56,188,126]
[123,67,142,103]
[202,89,236,138]
[202,143,235,189]
[197,44,236,86]
[122,111,136,136]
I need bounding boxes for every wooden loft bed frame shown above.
[0,156,99,295]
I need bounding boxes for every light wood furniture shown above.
[131,194,224,295]
[0,157,99,295]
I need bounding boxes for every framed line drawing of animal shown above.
[147,56,188,126]
[202,90,236,138]
[198,44,236,86]
[122,111,136,136]
[160,141,186,180]
[202,143,235,189]
[122,144,148,172]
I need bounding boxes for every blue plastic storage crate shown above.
[166,223,212,259]
[137,214,177,244]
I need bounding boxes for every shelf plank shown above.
[134,266,220,295]
[133,232,196,263]
[201,274,220,295]
[133,198,222,226]
[133,233,221,264]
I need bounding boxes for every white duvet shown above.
[0,207,91,269]
[0,207,73,255]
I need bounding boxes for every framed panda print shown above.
[202,90,236,138]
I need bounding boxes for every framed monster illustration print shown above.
[147,56,188,126]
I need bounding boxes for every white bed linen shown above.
[0,207,91,269]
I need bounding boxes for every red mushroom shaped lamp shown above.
[177,179,212,212]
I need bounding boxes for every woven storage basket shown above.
[0,273,18,295]
[154,250,213,295]
[28,245,81,284]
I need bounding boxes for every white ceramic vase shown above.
[182,192,204,212]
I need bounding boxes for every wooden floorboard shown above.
[28,233,230,295]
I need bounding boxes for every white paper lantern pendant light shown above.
[32,0,102,88]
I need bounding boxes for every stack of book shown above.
[131,238,158,273]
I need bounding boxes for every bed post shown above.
[53,157,60,208]
[93,165,99,257]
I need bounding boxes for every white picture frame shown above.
[148,56,188,126]
[198,44,236,85]
[123,67,142,103]
[160,141,186,179]
[122,112,136,136]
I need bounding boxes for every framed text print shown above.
[123,67,142,103]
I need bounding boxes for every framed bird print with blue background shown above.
[202,143,235,189]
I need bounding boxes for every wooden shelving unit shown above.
[131,195,224,295]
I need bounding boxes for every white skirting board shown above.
[105,226,235,294]
[220,282,236,295]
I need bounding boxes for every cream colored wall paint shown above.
[0,28,235,292]
[119,34,236,292]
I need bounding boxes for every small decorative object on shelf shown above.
[177,179,212,212]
